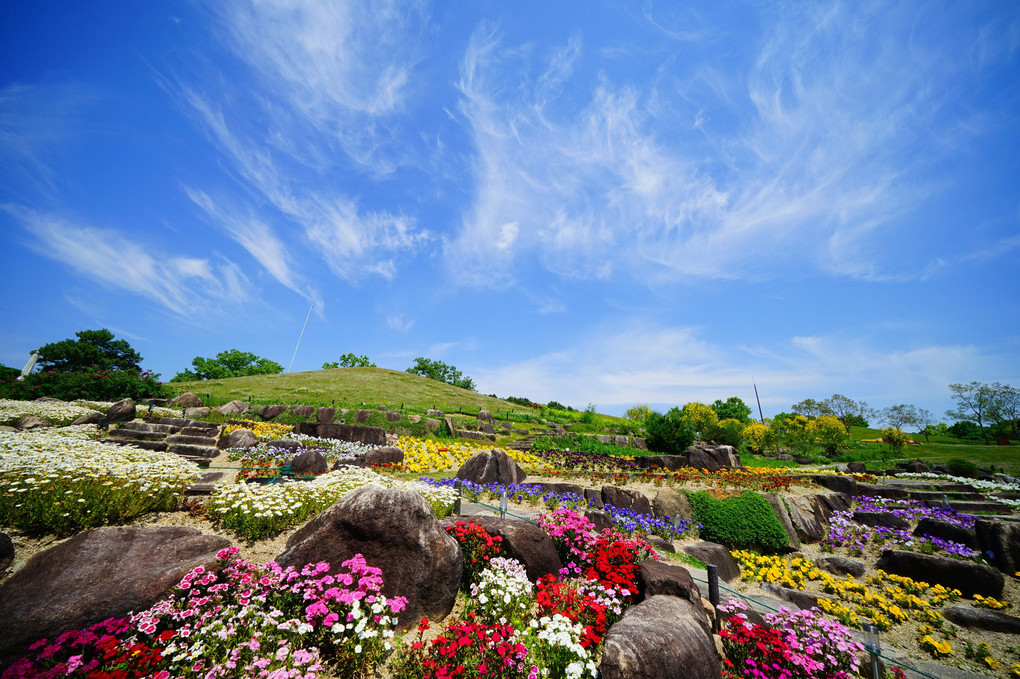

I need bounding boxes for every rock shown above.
[184,406,211,418]
[599,595,720,679]
[816,555,867,578]
[846,462,867,473]
[500,421,513,430]
[354,409,373,423]
[775,453,795,461]
[290,405,315,418]
[686,447,723,472]
[652,488,693,521]
[584,488,604,508]
[853,510,911,530]
[585,509,614,533]
[316,407,337,423]
[637,455,689,472]
[214,400,249,416]
[876,550,1004,598]
[795,457,812,464]
[427,409,445,418]
[304,423,387,446]
[975,519,1020,573]
[365,446,404,466]
[290,449,328,476]
[601,486,652,514]
[913,518,979,550]
[71,409,104,425]
[385,410,402,423]
[905,461,931,473]
[217,427,258,450]
[477,410,494,423]
[456,449,526,486]
[103,398,135,423]
[942,606,1020,634]
[763,493,801,551]
[785,495,831,543]
[424,418,440,431]
[539,482,585,498]
[0,527,230,660]
[615,435,630,447]
[449,516,562,583]
[170,392,203,408]
[16,415,51,430]
[0,532,12,573]
[276,485,461,629]
[648,537,675,553]
[681,541,741,582]
[637,559,701,606]
[597,435,612,444]
[478,422,495,435]
[633,437,646,448]
[855,483,908,500]
[258,405,288,420]
[408,415,422,424]
[760,583,836,611]
[267,438,303,452]
[811,475,858,496]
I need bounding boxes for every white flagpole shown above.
[288,303,314,372]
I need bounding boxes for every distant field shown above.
[166,367,535,416]
[846,425,1019,475]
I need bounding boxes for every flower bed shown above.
[397,436,543,473]
[0,426,200,535]
[0,399,99,427]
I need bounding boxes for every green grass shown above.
[837,426,1020,475]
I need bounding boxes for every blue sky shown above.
[2,1,1018,420]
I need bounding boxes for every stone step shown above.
[947,500,1014,515]
[184,484,217,496]
[181,425,219,437]
[106,439,169,452]
[166,434,218,446]
[106,429,167,442]
[908,490,985,502]
[168,443,219,459]
[121,421,180,435]
[150,417,192,428]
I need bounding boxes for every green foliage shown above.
[322,353,376,369]
[945,458,980,478]
[172,349,283,382]
[530,433,637,457]
[0,367,169,401]
[790,398,833,418]
[545,400,575,412]
[405,357,476,391]
[35,329,143,373]
[708,418,745,447]
[770,412,813,454]
[680,402,719,438]
[710,397,753,425]
[947,421,983,441]
[808,415,850,456]
[580,403,597,425]
[626,403,652,423]
[686,490,790,552]
[645,408,695,454]
[795,394,873,429]
[946,381,996,444]
[0,365,21,381]
[881,427,909,456]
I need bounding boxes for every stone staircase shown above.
[105,417,221,467]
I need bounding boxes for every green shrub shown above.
[645,408,695,454]
[708,418,745,447]
[945,458,980,478]
[0,368,169,402]
[686,490,790,552]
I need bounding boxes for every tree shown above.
[644,408,696,454]
[822,394,875,430]
[679,402,719,439]
[710,397,753,424]
[914,408,936,442]
[35,329,143,372]
[807,415,849,457]
[881,427,909,457]
[771,412,814,454]
[323,353,376,369]
[626,404,652,423]
[880,404,919,430]
[405,357,476,391]
[171,349,283,382]
[987,383,1020,443]
[946,382,996,444]
[790,398,833,418]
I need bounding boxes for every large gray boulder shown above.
[853,510,911,530]
[103,398,135,424]
[444,516,562,583]
[0,527,230,661]
[456,449,526,485]
[637,559,701,606]
[786,496,831,543]
[365,446,405,466]
[636,455,689,471]
[217,427,259,450]
[942,606,1020,634]
[290,405,315,418]
[599,595,720,679]
[975,519,1020,573]
[170,392,203,408]
[602,486,652,515]
[0,532,12,573]
[295,422,387,446]
[477,409,494,423]
[913,518,979,550]
[71,409,104,425]
[681,541,741,582]
[876,550,1004,598]
[214,400,249,416]
[15,415,51,430]
[258,405,288,420]
[289,449,328,476]
[763,493,801,551]
[652,488,693,521]
[316,407,337,423]
[276,485,461,629]
[816,555,867,578]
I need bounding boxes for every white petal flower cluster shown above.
[470,557,534,624]
[528,614,597,679]
[0,399,99,426]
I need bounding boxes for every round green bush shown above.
[945,458,980,478]
[645,408,695,454]
[686,490,790,552]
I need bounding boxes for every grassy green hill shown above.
[166,367,534,417]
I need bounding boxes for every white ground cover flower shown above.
[206,466,457,541]
[528,613,597,679]
[469,557,535,626]
[0,425,201,534]
[899,471,1020,493]
[0,399,99,426]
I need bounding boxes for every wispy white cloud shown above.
[7,206,252,318]
[386,314,414,332]
[449,3,1017,288]
[472,319,999,417]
